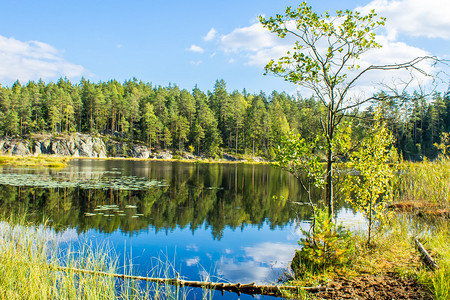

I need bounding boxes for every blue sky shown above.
[0,0,449,95]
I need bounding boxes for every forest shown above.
[0,77,449,160]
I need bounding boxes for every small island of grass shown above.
[0,155,71,168]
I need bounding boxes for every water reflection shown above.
[0,160,318,239]
[0,160,359,299]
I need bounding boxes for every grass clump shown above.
[398,158,450,208]
[0,217,191,300]
[0,155,70,168]
[0,219,118,299]
[394,157,450,298]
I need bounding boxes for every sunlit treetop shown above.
[259,2,387,93]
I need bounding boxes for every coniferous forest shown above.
[1,77,449,160]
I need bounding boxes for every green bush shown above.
[292,209,355,276]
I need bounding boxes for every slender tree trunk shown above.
[111,108,115,134]
[325,110,335,219]
[242,127,246,154]
[326,147,334,218]
[252,137,255,156]
[368,194,373,244]
[235,125,238,155]
[197,138,200,155]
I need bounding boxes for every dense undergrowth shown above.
[287,159,450,299]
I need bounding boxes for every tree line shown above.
[0,77,449,159]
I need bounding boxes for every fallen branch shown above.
[49,264,331,297]
[414,238,439,270]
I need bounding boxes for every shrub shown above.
[291,209,354,276]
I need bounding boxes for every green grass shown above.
[287,214,449,298]
[0,216,196,300]
[398,158,450,208]
[247,159,450,299]
[415,218,450,300]
[394,158,450,298]
[0,155,70,168]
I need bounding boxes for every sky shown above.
[0,0,449,95]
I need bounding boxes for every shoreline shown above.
[0,154,271,167]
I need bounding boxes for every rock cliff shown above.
[0,134,112,158]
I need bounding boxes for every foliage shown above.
[0,75,448,160]
[341,116,398,244]
[434,132,450,157]
[276,131,325,189]
[292,209,354,276]
[260,1,437,217]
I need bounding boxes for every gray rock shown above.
[156,151,172,159]
[12,142,30,156]
[128,145,151,159]
[0,133,149,159]
[252,156,266,162]
[183,153,196,160]
[223,153,240,161]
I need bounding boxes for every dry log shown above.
[414,238,439,270]
[49,264,331,297]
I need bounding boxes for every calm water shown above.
[0,160,362,299]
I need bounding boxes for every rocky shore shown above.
[0,133,264,162]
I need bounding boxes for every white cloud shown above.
[186,44,204,53]
[190,60,203,66]
[340,35,436,99]
[220,23,279,53]
[357,0,450,40]
[186,244,199,251]
[243,242,297,269]
[246,45,291,67]
[203,28,217,41]
[215,241,298,283]
[292,35,436,100]
[185,256,200,267]
[219,22,292,67]
[0,35,86,84]
[216,257,271,283]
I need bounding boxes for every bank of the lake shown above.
[0,133,270,164]
[286,158,450,299]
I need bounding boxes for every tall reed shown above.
[398,158,450,207]
[0,218,193,299]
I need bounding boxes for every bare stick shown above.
[49,264,332,297]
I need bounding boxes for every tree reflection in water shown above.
[0,161,324,239]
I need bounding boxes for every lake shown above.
[0,159,363,299]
